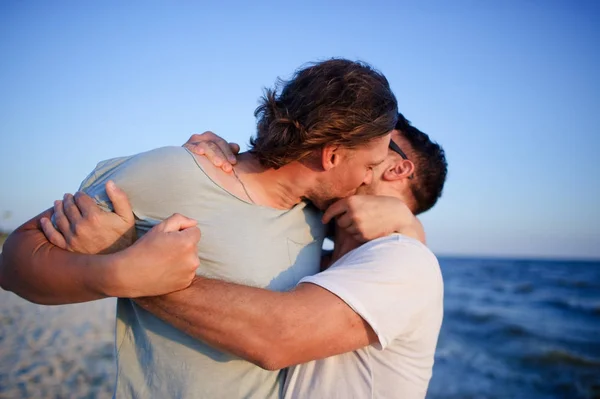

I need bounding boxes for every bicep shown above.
[276,282,378,367]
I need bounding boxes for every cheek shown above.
[343,167,368,188]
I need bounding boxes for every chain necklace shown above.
[232,166,256,204]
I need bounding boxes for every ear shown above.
[321,144,340,171]
[382,159,415,181]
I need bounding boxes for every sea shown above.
[0,257,599,399]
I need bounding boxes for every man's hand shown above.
[184,131,240,173]
[40,181,135,254]
[112,213,201,297]
[322,195,426,244]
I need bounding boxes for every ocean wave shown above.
[556,279,596,288]
[544,297,600,315]
[523,349,600,368]
[498,323,530,338]
[444,307,499,325]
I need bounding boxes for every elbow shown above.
[0,254,51,305]
[0,274,10,292]
[0,233,19,292]
[250,326,298,371]
[0,253,12,292]
[252,349,288,371]
[236,336,286,371]
[236,328,293,371]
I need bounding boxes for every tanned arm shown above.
[135,278,377,371]
[0,209,119,305]
[0,189,201,305]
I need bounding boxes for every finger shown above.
[184,142,205,155]
[335,213,353,230]
[344,224,359,236]
[352,232,368,243]
[322,199,349,224]
[53,200,71,234]
[213,139,237,165]
[63,193,82,224]
[202,142,236,173]
[228,142,240,156]
[204,142,226,167]
[342,224,368,243]
[158,213,198,232]
[184,132,216,146]
[40,217,68,249]
[179,225,201,244]
[105,181,134,223]
[73,191,101,218]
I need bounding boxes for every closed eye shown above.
[369,159,385,168]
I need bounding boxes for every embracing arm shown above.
[0,184,201,305]
[135,278,377,371]
[135,238,429,372]
[0,209,119,305]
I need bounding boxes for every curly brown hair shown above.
[250,59,398,168]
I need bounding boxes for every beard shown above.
[355,183,377,196]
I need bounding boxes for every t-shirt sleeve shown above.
[77,156,132,212]
[298,236,441,349]
[51,155,129,227]
[53,146,198,231]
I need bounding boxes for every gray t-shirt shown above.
[79,146,325,398]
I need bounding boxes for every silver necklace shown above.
[232,167,256,204]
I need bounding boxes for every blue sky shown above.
[1,1,598,259]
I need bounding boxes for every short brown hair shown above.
[250,59,398,168]
[396,113,448,215]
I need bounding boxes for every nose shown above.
[362,169,374,186]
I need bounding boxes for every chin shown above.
[310,198,329,211]
[315,197,341,210]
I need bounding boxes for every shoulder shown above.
[346,234,437,269]
[78,146,204,208]
[81,147,197,186]
[332,234,442,290]
[121,146,198,170]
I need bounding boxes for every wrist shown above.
[88,252,131,298]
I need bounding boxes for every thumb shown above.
[322,198,348,224]
[159,213,198,232]
[228,142,241,158]
[106,180,134,222]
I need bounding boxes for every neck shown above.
[234,153,317,210]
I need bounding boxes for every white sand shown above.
[0,289,116,398]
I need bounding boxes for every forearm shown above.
[134,278,373,370]
[135,277,289,369]
[0,210,120,305]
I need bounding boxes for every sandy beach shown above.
[0,290,116,398]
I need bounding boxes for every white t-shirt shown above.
[283,234,444,399]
